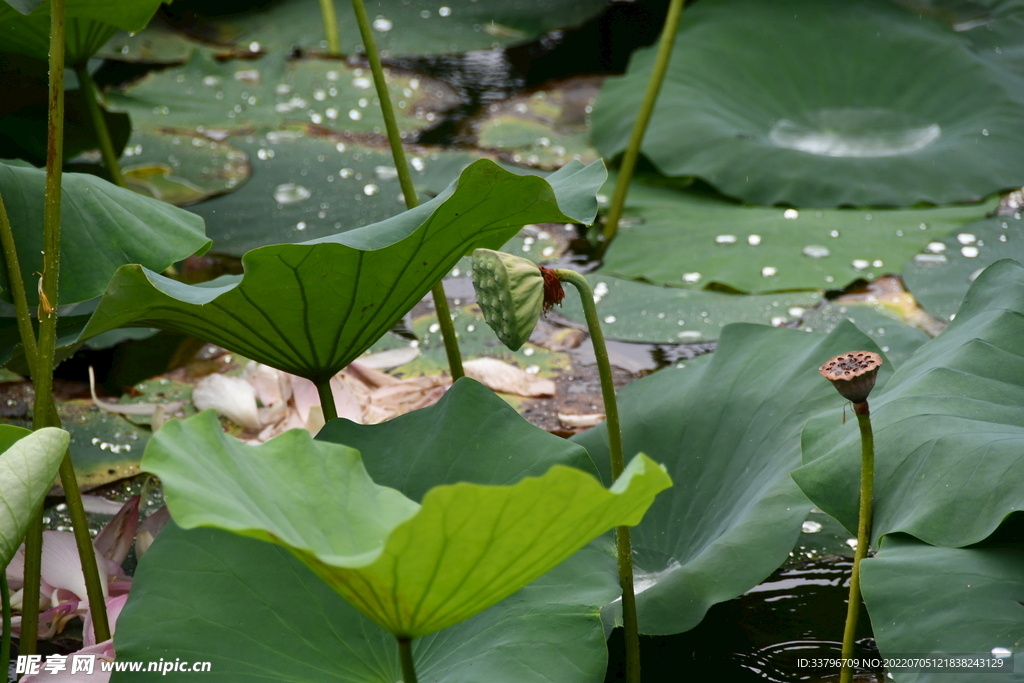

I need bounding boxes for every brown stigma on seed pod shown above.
[819,351,883,404]
[539,266,564,311]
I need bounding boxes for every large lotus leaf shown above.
[556,272,822,343]
[107,51,458,135]
[317,377,598,500]
[143,409,670,637]
[112,524,619,683]
[180,132,477,255]
[591,0,1024,207]
[793,259,1024,548]
[597,177,994,293]
[860,534,1024,683]
[78,159,604,381]
[903,215,1024,321]
[799,301,932,368]
[152,0,608,58]
[96,14,195,63]
[0,427,67,567]
[0,0,166,63]
[571,319,884,635]
[0,161,210,306]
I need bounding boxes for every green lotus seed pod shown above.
[471,248,544,351]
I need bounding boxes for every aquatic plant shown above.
[818,351,881,683]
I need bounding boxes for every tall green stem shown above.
[554,268,640,683]
[396,637,419,683]
[0,193,39,365]
[19,515,42,656]
[840,401,875,683]
[74,65,126,188]
[602,0,685,242]
[316,380,338,422]
[37,0,111,645]
[349,0,463,380]
[318,0,341,56]
[1,573,11,677]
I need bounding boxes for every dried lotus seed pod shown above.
[819,351,883,403]
[470,249,544,351]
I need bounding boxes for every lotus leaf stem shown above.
[397,637,419,683]
[553,268,640,683]
[602,0,685,242]
[316,380,338,422]
[1,572,10,676]
[318,0,342,55]
[30,0,112,647]
[74,65,126,188]
[840,400,874,683]
[349,0,464,381]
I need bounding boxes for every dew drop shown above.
[374,165,398,180]
[961,246,980,258]
[349,109,362,120]
[957,233,977,244]
[249,41,261,52]
[439,6,452,16]
[926,242,947,253]
[410,157,426,172]
[373,16,393,31]
[852,259,869,270]
[363,184,380,196]
[788,307,806,317]
[829,230,840,238]
[715,234,737,244]
[982,129,990,136]
[296,221,307,231]
[783,209,799,219]
[913,253,947,265]
[677,330,702,341]
[353,77,372,89]
[748,234,762,245]
[802,245,830,258]
[761,266,778,277]
[682,272,702,283]
[429,323,441,333]
[273,183,311,204]
[872,260,883,268]
[604,316,617,324]
[802,521,823,533]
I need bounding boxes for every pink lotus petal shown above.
[79,496,128,516]
[84,593,129,647]
[40,531,108,603]
[21,640,115,682]
[134,507,170,559]
[93,498,140,566]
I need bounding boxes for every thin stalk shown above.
[396,637,418,683]
[839,401,875,683]
[349,0,463,380]
[316,380,339,422]
[1,573,10,677]
[318,0,341,56]
[0,192,39,365]
[37,0,111,644]
[19,516,42,656]
[554,268,639,683]
[74,65,126,188]
[602,0,685,242]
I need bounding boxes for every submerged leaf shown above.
[794,259,1024,547]
[80,159,605,382]
[143,408,670,637]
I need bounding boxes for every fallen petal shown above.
[464,358,557,397]
[192,373,260,429]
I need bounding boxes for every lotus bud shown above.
[819,351,883,403]
[471,249,544,351]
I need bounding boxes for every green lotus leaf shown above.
[0,0,167,63]
[114,378,616,682]
[106,51,456,136]
[317,378,599,498]
[0,427,68,568]
[556,272,822,343]
[0,160,210,307]
[125,0,608,59]
[471,249,545,351]
[143,409,670,637]
[793,259,1024,547]
[78,159,605,382]
[860,533,1024,682]
[591,0,1024,207]
[181,133,477,256]
[798,300,931,368]
[902,215,1024,321]
[597,176,994,294]
[572,319,884,635]
[112,524,619,683]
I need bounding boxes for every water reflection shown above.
[769,109,941,158]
